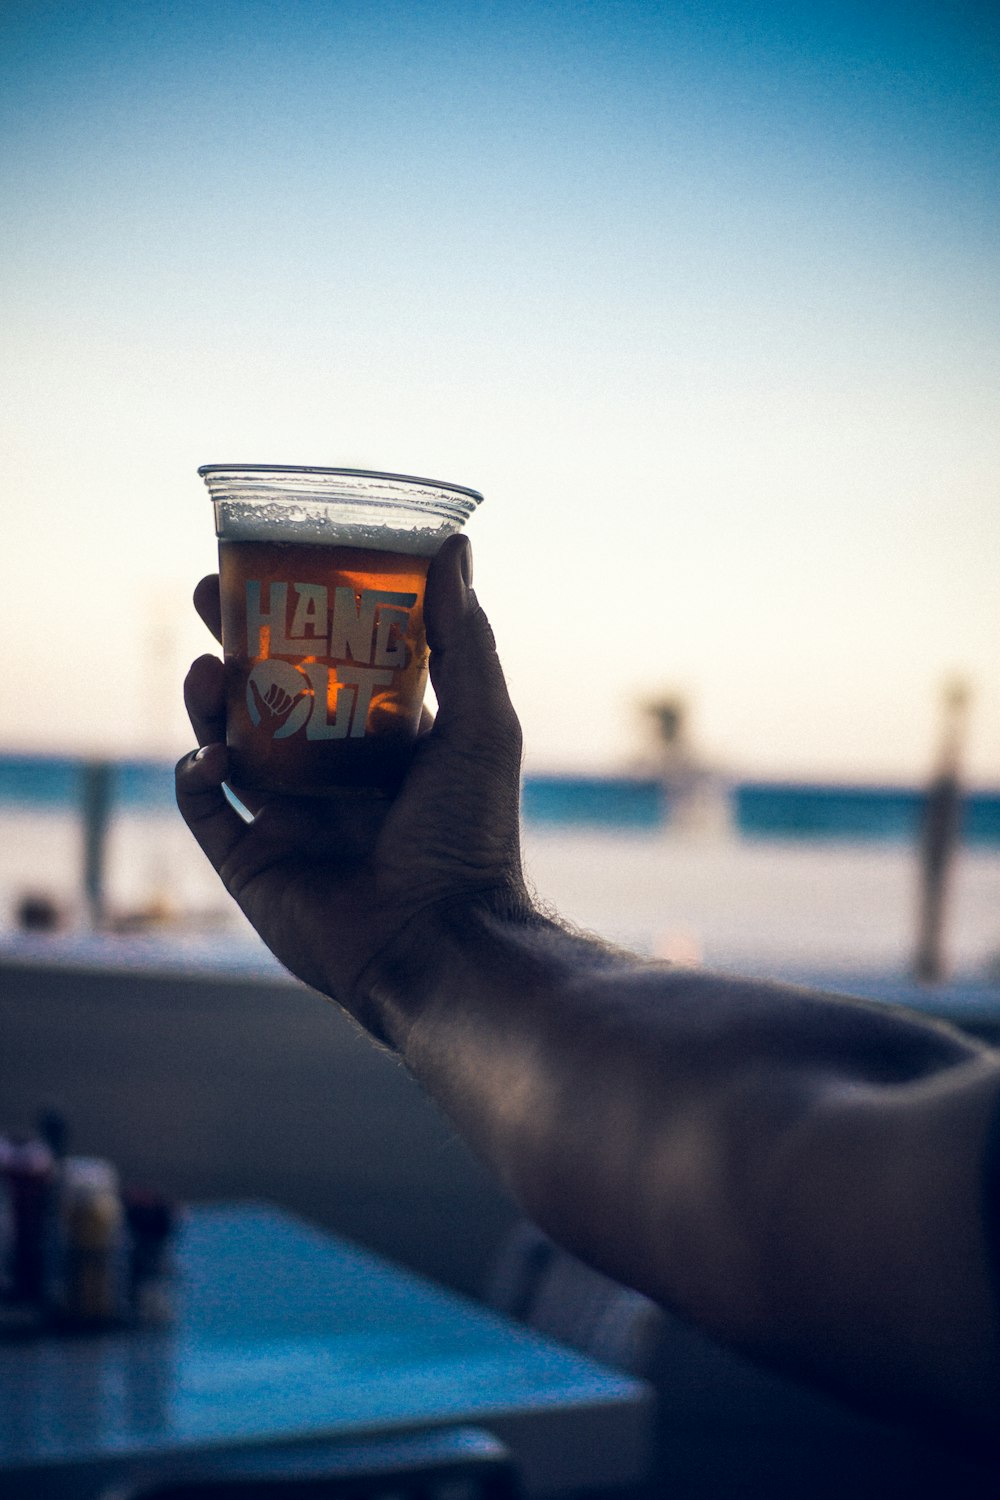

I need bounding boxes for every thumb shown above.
[425,537,522,754]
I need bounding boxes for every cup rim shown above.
[197,464,483,504]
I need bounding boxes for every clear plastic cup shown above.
[199,465,483,795]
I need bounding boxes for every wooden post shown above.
[913,679,969,985]
[81,760,114,929]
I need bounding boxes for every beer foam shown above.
[214,501,454,555]
[202,467,482,554]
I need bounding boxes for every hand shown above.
[175,535,527,1037]
[249,676,306,729]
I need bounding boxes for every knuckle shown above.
[468,598,499,653]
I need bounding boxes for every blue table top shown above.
[0,1202,651,1490]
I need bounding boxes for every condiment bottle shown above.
[61,1157,124,1324]
[3,1137,55,1304]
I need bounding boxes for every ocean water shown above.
[1,754,998,982]
[4,755,1000,845]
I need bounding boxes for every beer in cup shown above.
[200,465,483,795]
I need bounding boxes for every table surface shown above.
[0,1202,652,1496]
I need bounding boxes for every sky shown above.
[2,0,999,782]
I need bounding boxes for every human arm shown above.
[370,902,1000,1445]
[176,535,1000,1446]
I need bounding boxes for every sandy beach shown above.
[1,804,998,984]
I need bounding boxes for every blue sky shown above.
[3,1,998,779]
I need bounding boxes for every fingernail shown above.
[459,536,473,589]
[194,745,211,762]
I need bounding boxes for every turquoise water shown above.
[2,753,1000,845]
[0,756,171,812]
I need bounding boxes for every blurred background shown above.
[1,0,998,975]
[2,11,1000,1489]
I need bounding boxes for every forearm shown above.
[182,540,999,1441]
[358,896,1000,1440]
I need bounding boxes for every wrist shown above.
[349,880,546,1050]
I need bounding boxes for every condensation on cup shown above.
[199,465,483,796]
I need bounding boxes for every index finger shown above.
[194,574,222,644]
